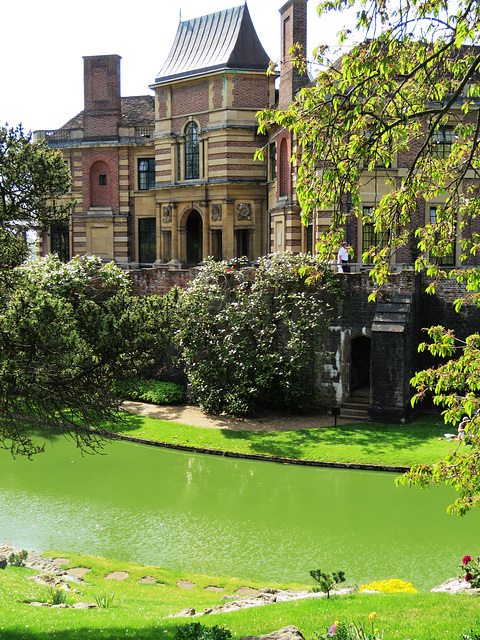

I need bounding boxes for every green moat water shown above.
[0,437,478,591]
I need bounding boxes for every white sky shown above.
[1,0,354,134]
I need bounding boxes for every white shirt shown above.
[338,246,349,263]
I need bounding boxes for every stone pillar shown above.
[201,202,210,259]
[222,199,235,259]
[253,199,264,260]
[155,202,162,263]
[171,204,179,262]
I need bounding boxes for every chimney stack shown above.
[278,0,308,110]
[83,54,122,140]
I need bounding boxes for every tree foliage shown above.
[0,125,73,268]
[175,254,341,416]
[0,255,165,457]
[0,128,171,457]
[257,0,480,514]
[258,0,480,290]
[396,326,480,515]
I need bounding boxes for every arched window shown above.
[185,122,199,180]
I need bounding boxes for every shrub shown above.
[310,568,346,598]
[174,623,232,640]
[461,555,480,588]
[358,578,418,593]
[462,622,480,640]
[8,550,28,567]
[114,379,185,405]
[175,254,342,416]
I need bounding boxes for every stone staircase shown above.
[340,387,370,421]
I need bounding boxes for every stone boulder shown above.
[431,577,471,593]
[239,626,305,640]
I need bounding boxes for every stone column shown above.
[171,203,179,262]
[201,201,210,259]
[222,199,235,260]
[155,202,162,263]
[253,199,264,260]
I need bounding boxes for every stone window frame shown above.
[138,157,155,190]
[427,203,457,267]
[361,205,390,264]
[184,121,200,181]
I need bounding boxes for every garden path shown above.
[121,401,353,432]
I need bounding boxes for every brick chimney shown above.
[83,54,122,141]
[278,0,308,110]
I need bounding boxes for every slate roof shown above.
[121,95,155,126]
[154,3,271,85]
[59,95,155,130]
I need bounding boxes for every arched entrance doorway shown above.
[350,335,371,394]
[186,211,203,265]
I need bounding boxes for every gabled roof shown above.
[154,3,271,85]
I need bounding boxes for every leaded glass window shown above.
[185,122,199,180]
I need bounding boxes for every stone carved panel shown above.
[211,204,222,222]
[162,205,172,224]
[236,202,252,221]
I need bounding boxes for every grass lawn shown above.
[112,412,460,468]
[0,552,478,640]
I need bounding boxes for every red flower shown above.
[465,573,473,582]
[463,555,472,565]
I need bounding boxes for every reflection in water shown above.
[0,438,479,591]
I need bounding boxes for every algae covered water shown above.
[0,436,478,591]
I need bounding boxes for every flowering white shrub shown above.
[176,254,341,415]
[15,254,131,294]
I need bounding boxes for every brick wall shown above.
[172,83,209,117]
[157,88,169,119]
[90,160,111,207]
[129,266,195,296]
[83,150,120,213]
[212,77,223,110]
[232,77,270,108]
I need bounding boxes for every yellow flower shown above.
[374,630,379,635]
[334,621,339,626]
[369,612,377,621]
